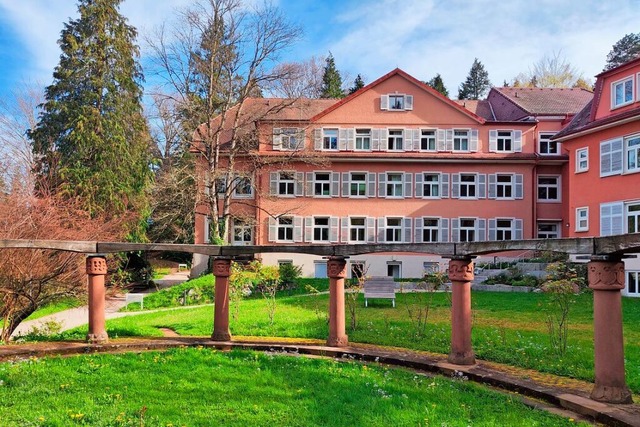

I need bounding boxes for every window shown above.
[323,128,338,150]
[277,217,294,241]
[496,131,513,151]
[539,132,559,155]
[313,217,330,241]
[355,128,371,150]
[420,129,436,151]
[628,202,640,234]
[453,130,469,151]
[233,177,253,198]
[351,262,365,279]
[459,174,477,198]
[421,218,439,242]
[275,128,302,150]
[349,217,366,242]
[380,94,413,111]
[387,129,404,151]
[422,173,440,198]
[626,134,640,173]
[576,148,589,172]
[389,95,405,110]
[600,138,623,177]
[386,173,404,197]
[459,218,476,242]
[496,174,513,199]
[278,172,295,196]
[537,176,560,201]
[627,271,640,296]
[576,207,589,232]
[423,262,440,274]
[612,76,634,108]
[314,172,331,196]
[346,172,366,197]
[232,220,252,244]
[496,219,513,240]
[537,222,560,239]
[385,218,403,242]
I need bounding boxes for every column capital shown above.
[588,260,625,291]
[213,258,232,277]
[448,259,474,283]
[327,257,347,279]
[86,256,107,275]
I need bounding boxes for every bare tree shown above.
[512,51,591,88]
[266,56,325,98]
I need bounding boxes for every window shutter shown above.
[331,172,340,197]
[403,217,413,243]
[514,130,522,152]
[293,217,303,242]
[377,217,386,243]
[295,172,305,196]
[488,219,496,241]
[378,173,386,197]
[304,217,313,242]
[415,217,423,243]
[272,128,281,151]
[380,95,389,110]
[477,219,486,241]
[515,219,523,240]
[415,173,424,197]
[452,174,460,198]
[371,129,380,151]
[341,217,349,243]
[488,174,496,199]
[440,218,449,243]
[413,129,421,151]
[611,138,623,174]
[314,128,322,150]
[489,130,497,152]
[268,217,277,242]
[329,217,339,242]
[305,172,314,196]
[600,138,623,176]
[347,128,355,150]
[441,173,450,198]
[269,172,278,195]
[403,173,412,198]
[380,129,388,151]
[366,217,376,243]
[338,128,348,151]
[404,129,413,151]
[405,95,413,110]
[452,218,459,243]
[437,129,446,151]
[600,202,624,236]
[445,129,454,151]
[515,174,524,199]
[478,174,486,198]
[368,173,376,197]
[342,172,350,197]
[470,129,479,151]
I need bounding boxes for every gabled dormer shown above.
[592,56,640,121]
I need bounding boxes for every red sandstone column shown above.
[86,255,108,344]
[588,256,632,403]
[448,257,476,365]
[212,258,232,341]
[327,257,348,347]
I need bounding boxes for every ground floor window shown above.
[537,222,560,239]
[628,271,640,296]
[351,262,365,280]
[232,220,252,244]
[387,262,401,279]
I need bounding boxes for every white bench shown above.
[125,293,145,310]
[363,277,397,307]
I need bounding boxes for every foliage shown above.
[345,270,368,332]
[266,55,325,98]
[403,272,449,338]
[278,263,302,290]
[457,58,491,100]
[604,32,640,71]
[28,0,152,233]
[122,275,215,311]
[348,74,365,94]
[482,270,539,287]
[320,53,344,99]
[512,51,588,88]
[426,73,449,97]
[230,261,279,323]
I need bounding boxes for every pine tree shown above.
[426,73,449,97]
[348,74,365,94]
[604,33,640,71]
[321,53,344,98]
[29,0,152,222]
[457,58,491,100]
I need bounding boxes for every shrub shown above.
[278,263,303,290]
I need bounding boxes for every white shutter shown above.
[452,218,460,242]
[478,219,486,241]
[415,217,423,243]
[347,128,355,150]
[269,172,278,195]
[304,217,313,242]
[368,173,376,197]
[452,174,460,198]
[306,172,314,196]
[413,129,421,151]
[366,217,376,243]
[437,129,446,151]
[470,129,479,151]
[445,129,454,151]
[514,130,522,152]
[329,217,339,242]
[515,219,523,240]
[600,138,623,176]
[341,217,349,243]
[295,172,305,196]
[478,174,486,198]
[268,217,277,242]
[378,172,386,198]
[611,138,623,174]
[405,95,414,110]
[515,174,524,199]
[341,172,350,197]
[380,95,389,110]
[601,202,624,236]
[293,217,303,242]
[377,217,386,243]
[272,128,281,151]
[403,173,412,198]
[440,218,449,243]
[403,217,413,243]
[371,129,380,151]
[380,129,388,151]
[404,129,413,151]
[488,174,496,199]
[331,172,340,197]
[441,173,450,198]
[489,130,497,152]
[314,128,322,150]
[488,219,496,241]
[338,128,348,151]
[415,173,424,198]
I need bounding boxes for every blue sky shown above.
[0,0,639,100]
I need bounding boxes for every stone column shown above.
[212,257,232,341]
[448,257,476,365]
[588,256,632,403]
[86,255,108,344]
[327,257,348,347]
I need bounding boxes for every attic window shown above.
[380,94,413,111]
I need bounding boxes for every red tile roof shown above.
[453,100,495,120]
[490,87,593,120]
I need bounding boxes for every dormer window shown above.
[612,76,634,109]
[380,94,413,111]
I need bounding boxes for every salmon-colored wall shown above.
[594,64,640,120]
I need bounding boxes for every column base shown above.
[327,334,348,347]
[590,384,633,404]
[86,332,108,344]
[447,351,476,365]
[211,331,232,341]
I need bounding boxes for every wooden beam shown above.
[0,239,97,253]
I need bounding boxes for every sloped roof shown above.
[491,87,593,120]
[453,100,495,120]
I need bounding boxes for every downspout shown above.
[531,121,539,239]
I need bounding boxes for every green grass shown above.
[151,266,172,280]
[26,298,84,321]
[0,348,585,426]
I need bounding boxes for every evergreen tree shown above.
[29,0,152,222]
[426,73,449,97]
[348,74,365,94]
[604,33,640,71]
[457,58,491,100]
[321,53,344,98]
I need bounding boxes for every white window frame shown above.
[386,172,404,198]
[380,94,414,111]
[495,218,514,241]
[576,147,589,173]
[273,127,303,151]
[625,134,640,174]
[496,174,514,199]
[349,217,367,243]
[277,171,296,196]
[538,132,559,155]
[232,176,254,199]
[627,271,640,296]
[453,129,470,152]
[313,172,331,197]
[349,172,367,197]
[385,217,403,243]
[387,129,404,151]
[355,128,371,151]
[627,201,640,234]
[420,129,437,151]
[421,217,440,242]
[611,76,634,109]
[459,218,477,242]
[459,173,477,199]
[537,175,561,202]
[312,216,330,242]
[277,217,294,242]
[537,222,560,239]
[231,219,253,245]
[576,207,589,232]
[322,128,338,150]
[496,130,514,152]
[422,173,440,198]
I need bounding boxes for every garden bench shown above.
[363,277,397,307]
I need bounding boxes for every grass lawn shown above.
[48,290,640,394]
[0,347,586,426]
